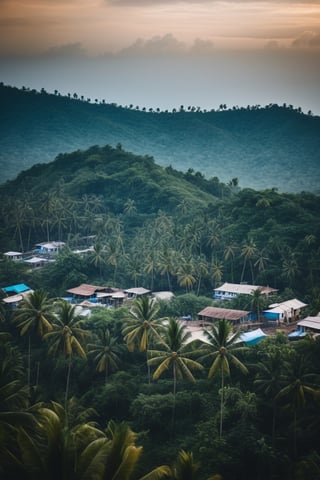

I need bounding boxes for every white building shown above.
[214,282,277,301]
[3,251,23,261]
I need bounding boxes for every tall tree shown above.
[240,238,257,284]
[148,317,203,428]
[44,301,90,419]
[198,319,248,438]
[88,328,121,384]
[122,296,164,383]
[254,349,283,445]
[14,290,54,388]
[276,351,319,457]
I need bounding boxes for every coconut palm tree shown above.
[88,328,122,384]
[14,290,54,387]
[240,238,257,284]
[122,296,165,383]
[148,318,203,395]
[169,450,200,480]
[148,318,203,429]
[90,242,107,279]
[43,301,90,419]
[100,420,170,480]
[211,257,224,288]
[250,288,265,323]
[176,259,196,293]
[198,319,248,438]
[276,351,319,456]
[0,341,35,477]
[254,349,283,445]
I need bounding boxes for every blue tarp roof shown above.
[2,283,30,294]
[288,330,306,338]
[240,328,267,346]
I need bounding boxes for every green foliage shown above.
[1,85,320,192]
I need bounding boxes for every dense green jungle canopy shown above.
[1,83,320,192]
[1,144,320,303]
[1,144,320,479]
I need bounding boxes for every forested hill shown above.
[1,83,320,192]
[1,144,320,300]
[0,144,224,215]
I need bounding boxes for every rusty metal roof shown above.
[198,306,251,321]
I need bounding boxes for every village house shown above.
[263,298,307,323]
[197,306,252,326]
[34,241,65,255]
[3,251,23,261]
[213,282,277,301]
[124,287,151,298]
[66,283,126,307]
[1,283,33,307]
[296,316,320,335]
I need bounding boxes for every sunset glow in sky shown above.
[1,0,320,113]
[1,0,320,54]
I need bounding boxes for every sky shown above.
[1,0,320,114]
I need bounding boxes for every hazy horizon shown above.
[1,0,320,114]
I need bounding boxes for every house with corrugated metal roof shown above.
[66,283,125,307]
[213,282,277,301]
[197,306,252,325]
[124,287,151,298]
[297,316,320,334]
[263,298,307,323]
[1,283,33,306]
[3,251,23,261]
[34,241,65,255]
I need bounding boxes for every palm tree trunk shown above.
[35,361,40,389]
[272,402,276,447]
[240,259,247,283]
[65,356,72,424]
[27,335,31,389]
[293,410,297,457]
[171,363,177,437]
[220,369,224,439]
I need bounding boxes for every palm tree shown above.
[0,341,35,477]
[211,257,224,288]
[224,243,237,283]
[194,256,209,296]
[276,351,319,456]
[122,296,165,384]
[88,328,122,384]
[43,301,90,419]
[148,318,203,428]
[240,238,257,284]
[254,350,283,445]
[176,259,196,293]
[100,420,170,480]
[90,242,107,279]
[169,450,200,480]
[198,319,248,438]
[157,247,176,290]
[250,288,265,323]
[123,198,137,216]
[14,290,54,388]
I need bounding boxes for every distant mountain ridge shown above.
[1,83,319,192]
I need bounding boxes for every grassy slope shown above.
[1,84,320,192]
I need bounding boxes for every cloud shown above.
[115,34,217,56]
[118,34,187,56]
[190,38,215,54]
[42,42,88,58]
[292,30,320,47]
[263,40,280,50]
